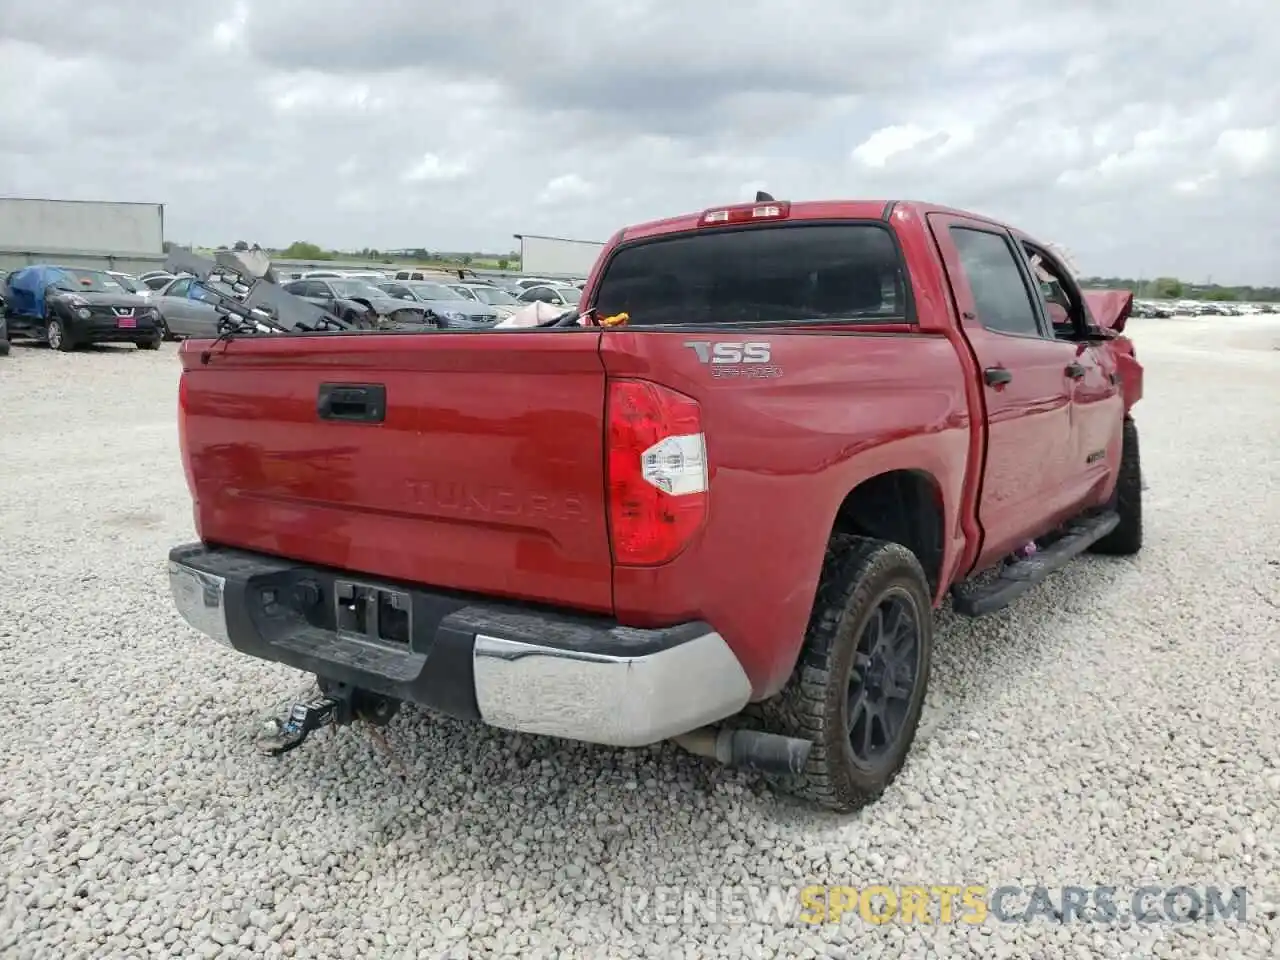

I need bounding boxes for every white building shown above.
[513,233,606,279]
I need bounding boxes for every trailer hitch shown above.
[258,692,349,756]
[256,682,400,756]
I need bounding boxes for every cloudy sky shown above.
[1,1,1276,283]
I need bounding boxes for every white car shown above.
[449,283,523,318]
[106,271,149,296]
[514,283,581,312]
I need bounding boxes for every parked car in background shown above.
[449,283,522,318]
[393,268,455,282]
[515,283,581,312]
[106,271,146,295]
[282,278,427,329]
[374,280,501,328]
[137,271,176,291]
[0,271,9,356]
[2,265,162,351]
[501,277,560,294]
[151,275,275,340]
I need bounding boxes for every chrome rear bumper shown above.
[169,545,752,748]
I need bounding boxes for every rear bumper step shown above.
[950,511,1120,617]
[167,543,751,748]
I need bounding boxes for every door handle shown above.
[317,383,386,423]
[983,366,1013,388]
[1065,362,1086,380]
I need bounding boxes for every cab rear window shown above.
[592,222,909,326]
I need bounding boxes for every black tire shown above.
[137,335,161,350]
[767,534,934,812]
[1090,416,1142,556]
[0,339,9,357]
[46,317,74,352]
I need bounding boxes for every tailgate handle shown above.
[317,383,386,423]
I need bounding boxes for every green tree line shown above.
[1079,276,1280,302]
[268,241,519,271]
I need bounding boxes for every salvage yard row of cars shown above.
[4,260,1273,355]
[0,263,587,350]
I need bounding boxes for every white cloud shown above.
[851,122,975,168]
[1214,127,1274,172]
[211,1,249,49]
[852,125,934,168]
[401,153,470,183]
[537,174,597,204]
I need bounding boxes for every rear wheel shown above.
[1090,416,1142,556]
[767,535,934,812]
[137,335,161,350]
[46,317,74,352]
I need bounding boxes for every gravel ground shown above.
[1,318,1277,960]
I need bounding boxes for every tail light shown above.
[699,201,790,226]
[606,379,708,566]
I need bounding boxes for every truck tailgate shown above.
[177,331,614,613]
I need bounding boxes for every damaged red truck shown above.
[169,199,1143,812]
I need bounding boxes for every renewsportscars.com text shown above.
[620,884,1251,927]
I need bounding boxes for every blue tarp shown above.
[4,265,70,319]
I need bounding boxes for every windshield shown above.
[111,275,141,293]
[329,279,386,299]
[53,269,122,293]
[472,287,518,305]
[407,283,458,301]
[592,223,907,325]
[555,286,582,304]
[449,285,478,300]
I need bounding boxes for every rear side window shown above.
[948,227,1043,337]
[592,223,908,326]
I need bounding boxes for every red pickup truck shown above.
[168,198,1143,812]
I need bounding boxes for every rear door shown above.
[928,214,1086,570]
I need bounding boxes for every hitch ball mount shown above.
[258,682,400,756]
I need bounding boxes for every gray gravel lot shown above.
[1,319,1278,960]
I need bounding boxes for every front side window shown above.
[1024,244,1081,339]
[948,227,1043,337]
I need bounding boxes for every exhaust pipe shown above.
[672,727,812,777]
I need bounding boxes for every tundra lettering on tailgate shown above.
[405,478,589,523]
[684,340,782,379]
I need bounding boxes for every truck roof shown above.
[616,199,1021,243]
